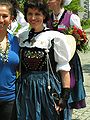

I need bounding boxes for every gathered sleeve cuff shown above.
[56,63,71,72]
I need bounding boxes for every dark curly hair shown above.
[9,0,19,20]
[24,0,50,23]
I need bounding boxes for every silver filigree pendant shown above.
[30,37,36,46]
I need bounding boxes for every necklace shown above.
[0,33,10,63]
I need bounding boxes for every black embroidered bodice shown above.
[21,47,47,74]
[21,45,57,75]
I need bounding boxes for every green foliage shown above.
[81,19,90,29]
[16,0,26,13]
[17,0,84,14]
[65,0,84,13]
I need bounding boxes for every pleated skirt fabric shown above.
[16,71,64,120]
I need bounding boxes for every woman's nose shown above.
[31,15,36,19]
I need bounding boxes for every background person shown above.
[47,0,86,119]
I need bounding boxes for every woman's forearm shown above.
[59,70,70,88]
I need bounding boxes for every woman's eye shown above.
[3,15,8,18]
[28,13,32,16]
[27,13,42,17]
[35,13,41,16]
[0,15,8,18]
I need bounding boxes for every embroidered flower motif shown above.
[52,20,59,28]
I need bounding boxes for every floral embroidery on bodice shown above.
[21,47,48,73]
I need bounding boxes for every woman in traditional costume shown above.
[16,1,76,120]
[47,0,86,119]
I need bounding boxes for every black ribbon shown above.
[23,28,50,43]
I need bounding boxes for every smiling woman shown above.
[0,6,11,32]
[24,1,49,32]
[26,8,45,32]
[16,1,76,120]
[0,0,19,120]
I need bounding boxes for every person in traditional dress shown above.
[16,1,76,120]
[46,0,86,119]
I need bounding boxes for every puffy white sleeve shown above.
[53,33,71,72]
[70,14,82,29]
[16,10,29,33]
[16,10,28,26]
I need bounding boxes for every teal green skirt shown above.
[16,71,63,120]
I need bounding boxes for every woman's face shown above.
[47,0,62,10]
[0,5,12,32]
[26,8,45,32]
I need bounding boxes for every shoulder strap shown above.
[58,10,67,24]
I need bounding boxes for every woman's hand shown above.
[54,98,67,112]
[53,88,70,114]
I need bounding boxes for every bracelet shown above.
[61,88,70,101]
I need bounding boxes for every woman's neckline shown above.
[32,27,45,34]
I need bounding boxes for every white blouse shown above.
[19,29,71,72]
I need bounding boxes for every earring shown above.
[8,23,11,30]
